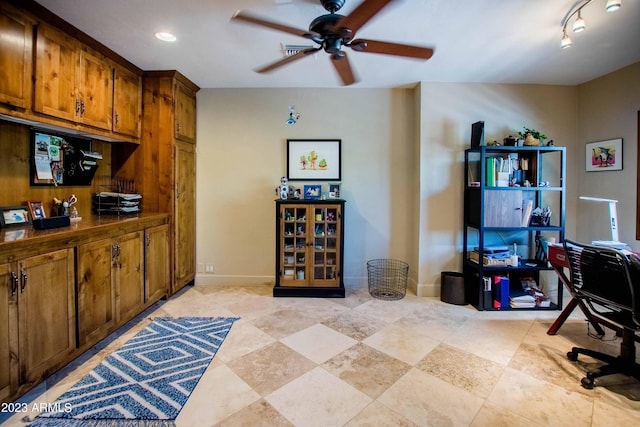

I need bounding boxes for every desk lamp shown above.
[579,196,626,249]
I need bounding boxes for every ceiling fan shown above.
[231,0,435,86]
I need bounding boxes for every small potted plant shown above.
[518,127,547,146]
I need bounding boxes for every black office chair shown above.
[563,239,640,389]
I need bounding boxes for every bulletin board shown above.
[30,129,98,186]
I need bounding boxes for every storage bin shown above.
[367,259,409,300]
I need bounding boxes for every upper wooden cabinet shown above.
[34,22,113,131]
[112,63,142,138]
[0,3,33,110]
[175,80,197,143]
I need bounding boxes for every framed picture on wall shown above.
[287,139,341,181]
[586,139,623,172]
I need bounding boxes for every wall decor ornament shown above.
[287,139,341,181]
[585,138,623,172]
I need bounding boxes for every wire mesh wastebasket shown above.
[367,259,409,300]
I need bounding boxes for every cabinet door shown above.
[145,224,170,303]
[115,231,144,322]
[77,238,115,346]
[34,23,78,121]
[0,4,32,109]
[77,48,113,130]
[279,204,310,286]
[310,205,341,287]
[174,80,196,143]
[173,141,196,291]
[17,249,75,387]
[484,190,523,227]
[112,64,142,138]
[0,262,15,401]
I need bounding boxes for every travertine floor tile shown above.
[280,324,358,364]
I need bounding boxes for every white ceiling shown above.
[35,0,640,89]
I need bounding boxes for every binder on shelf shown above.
[496,276,510,309]
[485,157,496,186]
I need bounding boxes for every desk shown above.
[546,243,639,342]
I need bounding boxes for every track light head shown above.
[573,10,585,32]
[561,31,573,49]
[606,0,622,12]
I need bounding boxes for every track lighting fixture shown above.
[561,31,573,49]
[606,0,622,12]
[560,0,621,49]
[572,10,586,32]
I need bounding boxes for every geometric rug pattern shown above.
[30,317,239,427]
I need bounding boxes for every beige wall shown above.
[195,88,418,287]
[576,62,640,250]
[416,83,578,295]
[194,63,639,294]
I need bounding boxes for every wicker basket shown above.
[523,134,540,146]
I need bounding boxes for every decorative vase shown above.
[524,134,540,146]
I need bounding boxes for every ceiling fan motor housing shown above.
[321,0,345,13]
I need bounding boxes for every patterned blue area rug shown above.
[30,316,239,427]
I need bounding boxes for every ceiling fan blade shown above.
[255,48,319,73]
[330,52,357,86]
[334,0,393,40]
[349,39,434,59]
[232,10,320,39]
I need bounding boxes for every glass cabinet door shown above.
[281,205,307,283]
[311,205,340,286]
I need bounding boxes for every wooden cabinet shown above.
[175,80,197,143]
[0,3,32,110]
[174,141,196,289]
[34,22,113,130]
[463,145,566,310]
[77,231,143,347]
[112,63,142,138]
[145,224,170,303]
[135,71,199,295]
[274,200,345,297]
[0,263,13,401]
[76,238,115,347]
[1,249,75,396]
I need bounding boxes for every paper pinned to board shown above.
[34,154,53,179]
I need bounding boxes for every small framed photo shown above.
[304,185,322,200]
[27,201,46,220]
[0,206,31,228]
[328,183,341,199]
[586,138,622,172]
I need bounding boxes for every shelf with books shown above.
[463,144,565,311]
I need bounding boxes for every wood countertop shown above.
[0,213,169,262]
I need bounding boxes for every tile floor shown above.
[2,284,640,426]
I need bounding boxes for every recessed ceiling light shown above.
[155,32,177,42]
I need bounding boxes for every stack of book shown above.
[469,245,510,265]
[509,276,550,308]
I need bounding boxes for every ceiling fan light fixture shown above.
[154,32,177,42]
[572,10,585,32]
[606,0,622,12]
[561,31,573,49]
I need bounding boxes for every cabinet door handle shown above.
[10,271,18,296]
[80,100,86,115]
[20,270,27,293]
[146,234,151,247]
[115,113,120,126]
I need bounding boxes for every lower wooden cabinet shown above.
[1,214,169,403]
[77,231,144,347]
[145,224,170,303]
[1,249,75,398]
[274,200,345,297]
[0,262,14,402]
